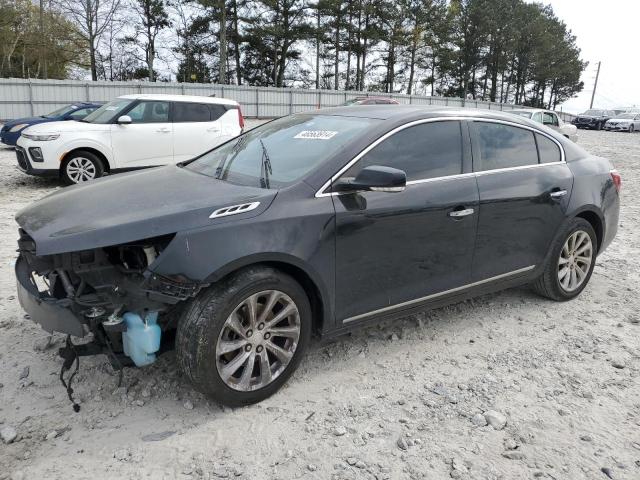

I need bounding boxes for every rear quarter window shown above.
[210,104,230,121]
[536,134,562,163]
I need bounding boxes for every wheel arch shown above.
[572,207,604,252]
[206,254,331,336]
[61,147,111,173]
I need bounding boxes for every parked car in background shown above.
[510,109,578,142]
[343,96,399,105]
[15,94,244,184]
[571,109,616,130]
[0,102,102,147]
[15,106,620,407]
[604,113,640,132]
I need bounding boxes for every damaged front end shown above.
[16,229,204,367]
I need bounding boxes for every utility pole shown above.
[589,61,601,109]
[39,0,47,79]
[315,7,320,90]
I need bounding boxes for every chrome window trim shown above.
[342,265,536,324]
[315,116,566,198]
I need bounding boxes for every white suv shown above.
[16,94,245,184]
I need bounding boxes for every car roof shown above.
[509,108,552,114]
[307,105,542,126]
[117,94,238,106]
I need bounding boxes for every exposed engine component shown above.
[16,230,198,368]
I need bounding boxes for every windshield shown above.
[343,98,365,106]
[83,99,135,124]
[186,114,377,189]
[44,104,78,118]
[511,111,533,119]
[583,110,603,116]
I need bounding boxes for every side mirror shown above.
[334,165,406,193]
[117,115,132,125]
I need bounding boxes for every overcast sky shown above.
[530,0,640,113]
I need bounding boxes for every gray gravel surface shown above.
[0,129,638,479]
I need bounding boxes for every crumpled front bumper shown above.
[15,256,85,337]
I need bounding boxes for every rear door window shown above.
[173,103,211,122]
[343,121,463,181]
[472,122,538,171]
[536,134,562,163]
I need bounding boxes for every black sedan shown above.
[571,109,616,130]
[14,106,620,407]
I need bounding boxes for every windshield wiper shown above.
[259,139,272,189]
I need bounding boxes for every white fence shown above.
[0,78,575,122]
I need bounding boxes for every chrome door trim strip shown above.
[341,265,536,324]
[405,172,477,186]
[473,160,568,177]
[315,116,566,198]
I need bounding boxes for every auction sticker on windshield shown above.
[294,130,338,140]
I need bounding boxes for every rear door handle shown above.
[207,127,221,133]
[156,128,171,133]
[550,190,568,199]
[448,208,475,218]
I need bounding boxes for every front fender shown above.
[55,137,113,166]
[150,192,337,331]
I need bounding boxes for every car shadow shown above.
[57,284,539,413]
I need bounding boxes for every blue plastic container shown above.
[122,311,161,367]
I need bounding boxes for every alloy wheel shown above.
[66,157,97,183]
[557,230,593,292]
[216,290,301,391]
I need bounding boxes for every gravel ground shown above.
[0,129,638,480]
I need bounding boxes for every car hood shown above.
[3,116,54,129]
[16,165,277,255]
[576,115,600,120]
[23,120,107,134]
[607,118,631,122]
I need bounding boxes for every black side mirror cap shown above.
[333,165,407,193]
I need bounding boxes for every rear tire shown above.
[176,266,312,407]
[532,218,597,301]
[61,151,104,185]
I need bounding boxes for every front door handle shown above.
[550,190,568,199]
[156,128,171,133]
[448,208,475,218]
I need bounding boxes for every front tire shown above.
[630,125,635,133]
[176,266,312,407]
[61,151,104,185]
[533,218,597,301]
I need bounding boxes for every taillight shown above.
[610,170,622,193]
[237,106,245,130]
